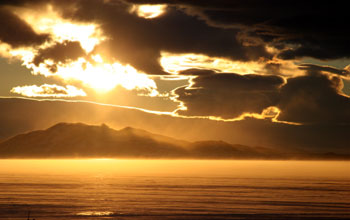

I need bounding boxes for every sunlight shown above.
[5,45,159,95]
[3,5,159,95]
[130,4,167,19]
[51,23,101,53]
[29,57,158,94]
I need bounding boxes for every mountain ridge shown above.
[0,122,349,160]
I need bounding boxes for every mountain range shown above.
[0,122,348,160]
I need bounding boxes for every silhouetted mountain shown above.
[0,123,187,158]
[0,122,348,160]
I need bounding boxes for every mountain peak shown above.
[47,122,114,132]
[48,122,88,130]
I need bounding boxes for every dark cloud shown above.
[178,68,216,76]
[51,0,271,75]
[203,2,350,61]
[0,0,49,7]
[175,67,350,124]
[174,73,283,119]
[2,0,349,71]
[277,74,350,124]
[0,8,49,47]
[32,41,86,71]
[121,0,350,61]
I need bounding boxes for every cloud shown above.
[0,3,159,95]
[173,73,284,119]
[10,84,87,97]
[174,66,350,124]
[178,68,216,76]
[0,0,307,82]
[160,52,299,76]
[2,0,350,74]
[32,41,86,68]
[0,0,277,98]
[54,0,271,75]
[0,8,49,47]
[1,0,350,126]
[30,57,159,94]
[122,0,350,61]
[277,74,350,124]
[11,4,105,54]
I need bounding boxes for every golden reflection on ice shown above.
[76,211,114,216]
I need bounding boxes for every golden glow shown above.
[0,160,349,178]
[130,4,167,19]
[28,56,158,94]
[10,84,86,98]
[160,52,300,76]
[5,46,159,94]
[4,44,160,94]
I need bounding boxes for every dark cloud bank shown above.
[0,0,347,62]
[1,0,349,69]
[65,0,270,75]
[122,0,350,61]
[175,73,283,119]
[1,0,270,74]
[174,70,350,125]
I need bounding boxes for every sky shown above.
[1,0,350,154]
